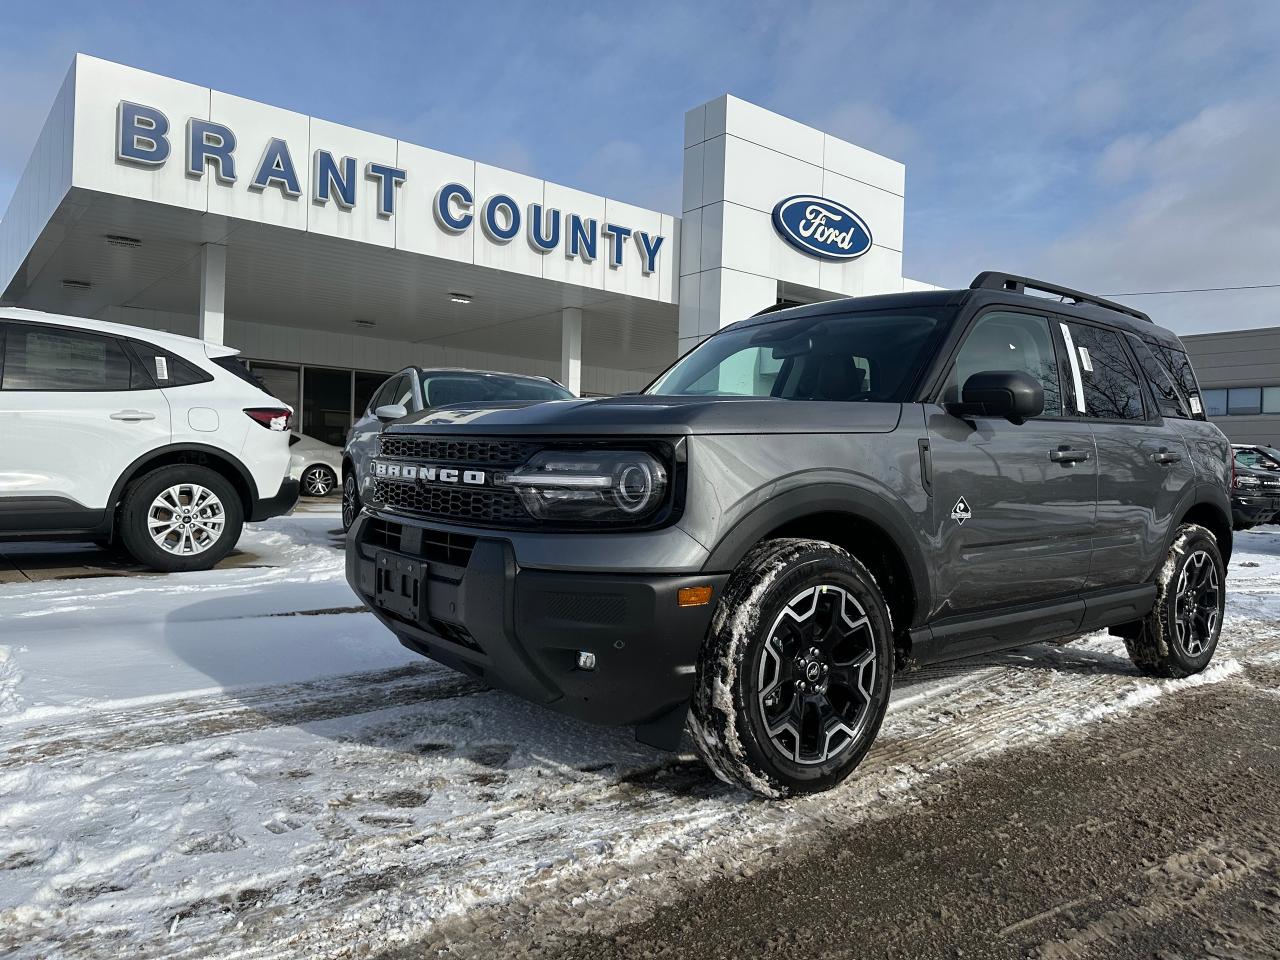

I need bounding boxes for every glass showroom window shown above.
[1228,386,1262,416]
[1264,386,1280,414]
[1202,389,1227,417]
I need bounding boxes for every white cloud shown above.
[1034,98,1280,333]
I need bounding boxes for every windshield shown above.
[646,307,955,401]
[1237,448,1280,470]
[420,372,573,408]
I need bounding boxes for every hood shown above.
[390,394,903,436]
[1237,463,1280,482]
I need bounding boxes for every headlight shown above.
[507,449,668,522]
[1235,474,1260,488]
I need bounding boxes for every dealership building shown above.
[1182,327,1280,447]
[0,54,932,445]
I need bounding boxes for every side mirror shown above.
[947,371,1044,425]
[374,403,408,423]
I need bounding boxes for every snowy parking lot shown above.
[2,509,1279,958]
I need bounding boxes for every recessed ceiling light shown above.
[105,234,142,249]
[449,293,473,304]
[354,319,376,328]
[61,279,92,291]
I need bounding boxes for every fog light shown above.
[678,585,714,607]
[577,651,597,671]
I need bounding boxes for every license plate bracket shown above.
[374,552,428,621]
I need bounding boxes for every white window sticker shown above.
[154,356,169,381]
[1077,346,1094,373]
[1059,323,1086,413]
[1190,395,1202,415]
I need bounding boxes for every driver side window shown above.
[944,311,1063,417]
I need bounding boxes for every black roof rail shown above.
[970,272,1151,323]
[751,299,806,317]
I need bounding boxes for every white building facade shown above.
[0,55,932,444]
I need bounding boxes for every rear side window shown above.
[1,324,132,391]
[125,342,215,388]
[1128,336,1191,419]
[1062,322,1146,420]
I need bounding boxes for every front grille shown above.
[364,518,477,568]
[374,435,539,527]
[420,527,478,567]
[378,436,539,465]
[375,479,529,526]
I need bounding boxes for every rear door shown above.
[926,309,1098,618]
[0,322,171,528]
[1059,320,1195,588]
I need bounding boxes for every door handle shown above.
[110,410,156,422]
[1151,449,1182,465]
[1049,447,1091,464]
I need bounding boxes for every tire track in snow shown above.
[79,618,1280,960]
[0,665,484,769]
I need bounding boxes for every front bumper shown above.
[346,511,727,738]
[1231,493,1280,528]
[250,478,300,521]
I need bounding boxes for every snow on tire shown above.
[1124,522,1225,679]
[688,538,895,799]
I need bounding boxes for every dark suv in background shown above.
[347,273,1232,798]
[1230,444,1280,530]
[341,368,573,530]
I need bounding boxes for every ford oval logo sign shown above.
[771,195,873,261]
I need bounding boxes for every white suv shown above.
[0,308,298,572]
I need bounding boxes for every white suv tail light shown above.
[244,407,292,431]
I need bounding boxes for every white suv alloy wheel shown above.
[147,483,226,555]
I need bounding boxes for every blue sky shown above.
[0,0,1277,332]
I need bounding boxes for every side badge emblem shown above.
[951,497,972,525]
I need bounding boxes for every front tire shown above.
[341,472,361,532]
[118,465,244,573]
[1124,523,1224,678]
[688,538,894,799]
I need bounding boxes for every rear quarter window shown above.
[210,355,269,393]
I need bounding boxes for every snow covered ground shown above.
[2,512,1279,958]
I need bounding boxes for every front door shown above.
[347,372,417,477]
[926,310,1098,619]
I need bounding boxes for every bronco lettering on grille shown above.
[372,459,487,485]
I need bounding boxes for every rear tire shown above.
[118,465,243,573]
[688,538,894,799]
[1124,523,1224,678]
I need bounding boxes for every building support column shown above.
[199,243,227,344]
[560,307,582,395]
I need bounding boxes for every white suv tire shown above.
[118,465,244,573]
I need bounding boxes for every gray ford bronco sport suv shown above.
[347,273,1232,798]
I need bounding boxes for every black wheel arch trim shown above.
[700,482,932,627]
[1170,481,1233,568]
[105,443,262,534]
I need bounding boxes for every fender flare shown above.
[701,482,932,625]
[1172,481,1234,564]
[106,443,260,530]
